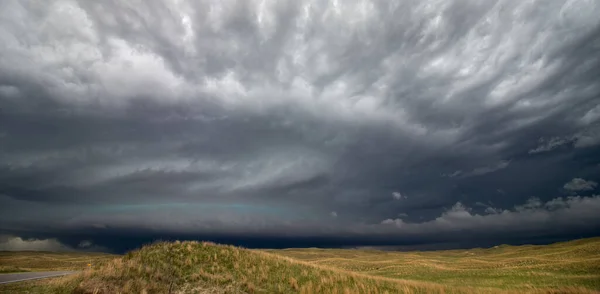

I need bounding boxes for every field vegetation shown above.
[1,237,598,293]
[0,251,115,273]
[267,237,600,290]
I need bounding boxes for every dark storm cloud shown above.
[1,0,600,251]
[0,234,106,252]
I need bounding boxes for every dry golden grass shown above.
[0,251,115,273]
[265,237,600,291]
[1,237,599,293]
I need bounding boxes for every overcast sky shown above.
[1,0,600,253]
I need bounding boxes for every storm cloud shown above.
[1,0,600,252]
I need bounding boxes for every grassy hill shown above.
[1,238,599,293]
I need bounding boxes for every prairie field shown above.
[266,237,600,291]
[1,237,599,293]
[0,251,115,273]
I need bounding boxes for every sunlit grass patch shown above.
[268,237,600,291]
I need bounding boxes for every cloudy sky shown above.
[1,0,600,253]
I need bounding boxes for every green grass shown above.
[1,238,599,293]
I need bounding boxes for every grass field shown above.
[1,237,599,293]
[0,251,116,273]
[266,237,600,290]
